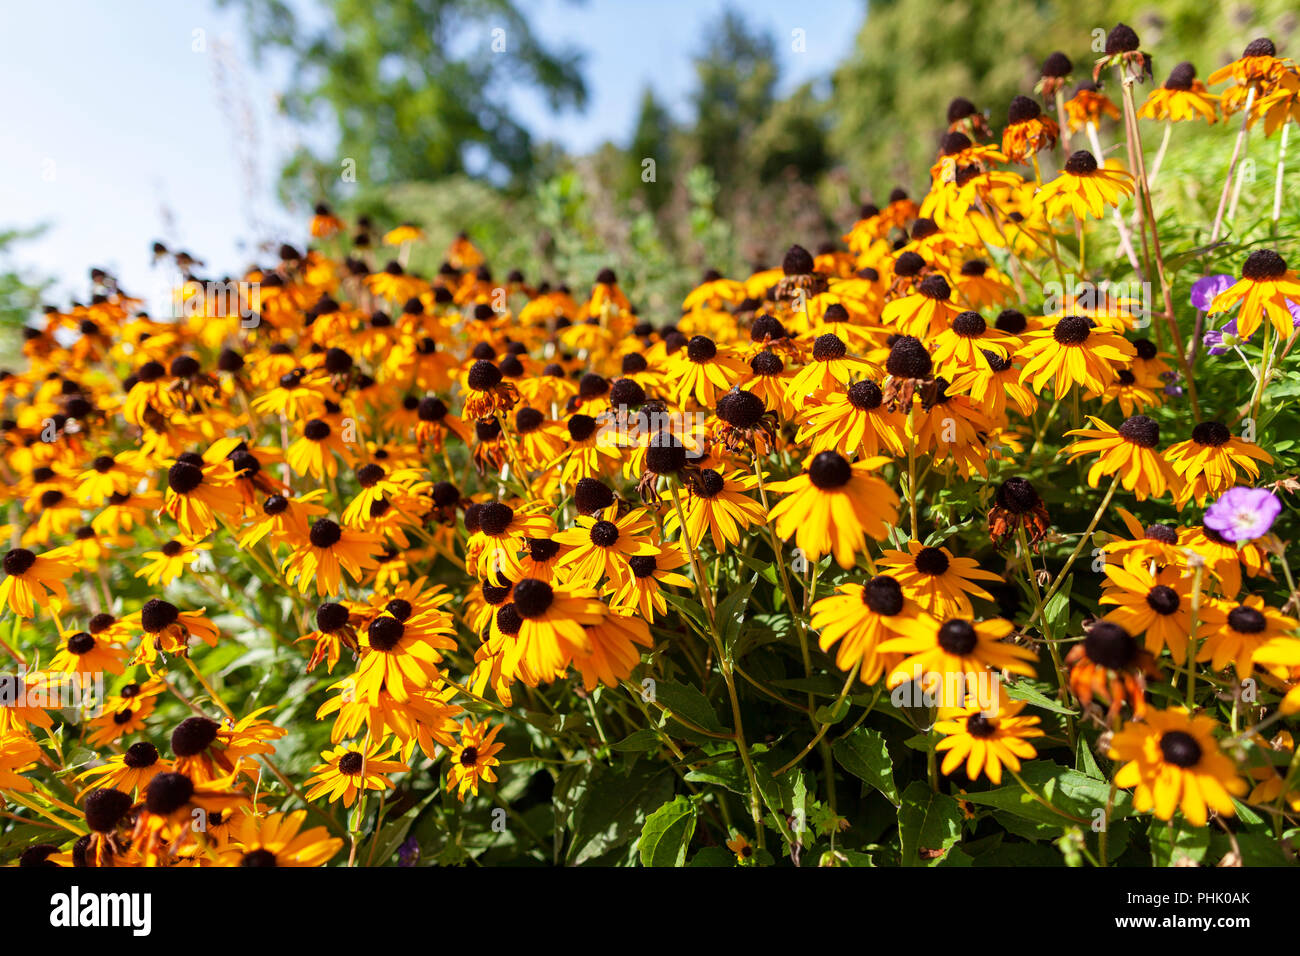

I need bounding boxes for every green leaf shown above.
[717,574,757,655]
[961,762,1131,835]
[813,697,851,724]
[736,553,779,587]
[1075,733,1104,780]
[654,680,731,736]
[898,781,963,866]
[568,764,674,865]
[1041,577,1072,639]
[833,727,900,806]
[611,729,664,753]
[638,796,698,867]
[1149,819,1210,867]
[1004,678,1078,716]
[684,758,749,794]
[664,592,708,633]
[688,846,736,867]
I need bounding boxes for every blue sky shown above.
[0,0,865,310]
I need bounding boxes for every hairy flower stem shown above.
[1248,319,1275,429]
[907,443,920,537]
[1211,86,1258,242]
[1273,123,1291,232]
[1119,75,1198,415]
[668,480,764,849]
[752,455,817,718]
[1186,563,1205,707]
[1085,122,1143,275]
[1017,523,1073,747]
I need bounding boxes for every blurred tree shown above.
[0,226,52,330]
[625,88,675,212]
[222,0,588,201]
[747,81,830,184]
[829,0,1300,201]
[688,7,779,195]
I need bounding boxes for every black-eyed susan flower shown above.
[881,274,963,340]
[878,541,1003,618]
[1163,420,1273,508]
[794,379,907,458]
[281,517,383,596]
[934,695,1043,784]
[1139,62,1219,123]
[465,501,554,579]
[131,770,248,864]
[286,417,353,480]
[664,335,747,408]
[1208,37,1290,116]
[1109,707,1247,826]
[1018,315,1136,395]
[810,575,929,684]
[49,627,126,677]
[1065,620,1160,719]
[500,578,605,684]
[1100,508,1184,569]
[1001,95,1059,165]
[1208,249,1300,341]
[662,467,766,551]
[1036,150,1134,220]
[1062,80,1121,133]
[1100,558,1212,660]
[0,546,75,618]
[1065,414,1181,501]
[161,451,243,537]
[305,740,408,807]
[611,545,693,619]
[215,809,343,866]
[1197,596,1298,680]
[767,451,899,570]
[78,741,170,797]
[553,509,658,590]
[357,603,454,704]
[930,310,1017,371]
[881,616,1037,689]
[446,718,505,801]
[135,535,211,587]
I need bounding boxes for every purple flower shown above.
[1203,486,1282,542]
[1190,273,1235,312]
[398,835,420,867]
[1203,316,1240,356]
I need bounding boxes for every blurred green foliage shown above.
[219,0,587,198]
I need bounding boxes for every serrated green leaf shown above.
[638,795,697,867]
[1149,819,1210,867]
[833,727,900,806]
[568,764,674,865]
[898,781,963,866]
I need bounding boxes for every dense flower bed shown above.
[2,22,1300,867]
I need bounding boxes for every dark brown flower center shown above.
[938,620,978,655]
[1159,730,1202,768]
[1145,585,1180,615]
[862,576,905,616]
